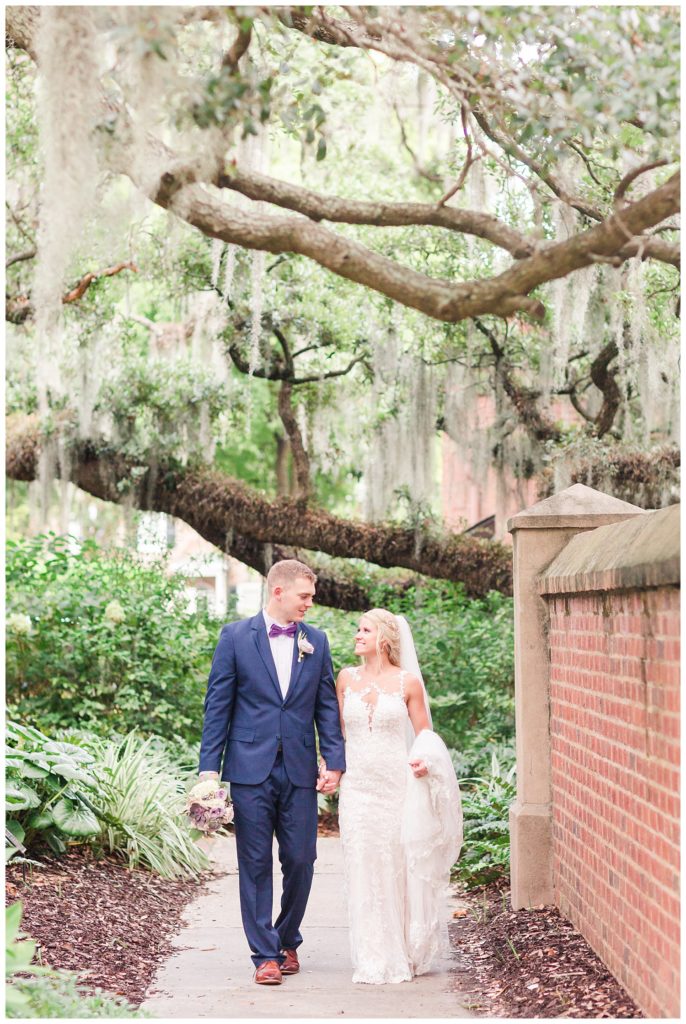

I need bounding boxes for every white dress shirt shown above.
[262,609,295,700]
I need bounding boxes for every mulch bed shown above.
[5,845,213,1007]
[317,810,340,836]
[448,879,644,1018]
[9,829,642,1018]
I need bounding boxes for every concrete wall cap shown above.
[508,483,646,532]
[538,503,680,593]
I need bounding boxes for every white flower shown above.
[7,613,32,636]
[297,630,315,662]
[189,778,222,800]
[104,600,125,625]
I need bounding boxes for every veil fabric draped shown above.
[396,614,464,973]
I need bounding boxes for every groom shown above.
[197,559,345,984]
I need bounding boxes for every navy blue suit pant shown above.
[230,750,318,967]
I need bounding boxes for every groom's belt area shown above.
[229,726,315,747]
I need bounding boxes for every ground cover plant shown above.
[6,720,209,878]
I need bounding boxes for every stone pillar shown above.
[506,484,645,909]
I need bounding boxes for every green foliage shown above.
[6,533,216,743]
[6,721,208,878]
[97,354,228,466]
[455,750,517,889]
[388,583,515,775]
[6,902,145,1018]
[64,731,209,878]
[6,720,102,857]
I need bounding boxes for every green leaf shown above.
[44,830,67,854]
[6,780,41,810]
[52,797,101,837]
[5,986,32,1014]
[42,741,95,764]
[17,759,50,780]
[5,901,24,945]
[316,136,327,161]
[26,808,54,830]
[6,819,25,846]
[49,763,96,786]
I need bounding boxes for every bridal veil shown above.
[396,614,464,974]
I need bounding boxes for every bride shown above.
[333,608,463,985]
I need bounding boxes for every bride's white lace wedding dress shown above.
[338,665,463,985]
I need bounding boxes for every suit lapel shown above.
[251,614,283,702]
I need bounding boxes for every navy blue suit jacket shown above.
[198,613,346,787]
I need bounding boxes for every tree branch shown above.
[6,261,139,324]
[473,318,562,443]
[277,381,311,500]
[6,248,36,269]
[614,159,669,206]
[5,417,514,597]
[219,165,536,257]
[221,21,252,71]
[589,339,621,438]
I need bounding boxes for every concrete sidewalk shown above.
[142,835,474,1018]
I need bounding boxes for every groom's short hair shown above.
[266,559,317,594]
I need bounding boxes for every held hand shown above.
[409,758,428,778]
[322,769,342,794]
[316,761,342,794]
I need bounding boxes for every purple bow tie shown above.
[269,622,297,638]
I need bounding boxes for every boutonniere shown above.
[297,630,315,663]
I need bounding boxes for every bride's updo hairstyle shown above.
[363,608,402,667]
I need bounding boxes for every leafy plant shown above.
[6,721,209,879]
[6,901,54,1018]
[70,731,210,878]
[6,720,101,858]
[6,533,217,744]
[455,750,517,889]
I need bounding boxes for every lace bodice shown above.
[341,666,410,779]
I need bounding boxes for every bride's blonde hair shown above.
[362,608,402,667]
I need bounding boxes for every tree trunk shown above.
[275,432,291,496]
[277,381,311,500]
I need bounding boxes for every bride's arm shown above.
[335,668,348,740]
[405,675,431,777]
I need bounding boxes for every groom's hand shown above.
[316,769,341,794]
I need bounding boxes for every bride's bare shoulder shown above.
[402,672,423,694]
[336,665,357,686]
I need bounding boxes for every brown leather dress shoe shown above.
[254,960,282,985]
[280,948,300,975]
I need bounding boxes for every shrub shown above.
[75,731,210,878]
[6,721,209,878]
[454,749,517,889]
[6,533,217,743]
[6,720,102,859]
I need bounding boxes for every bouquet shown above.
[185,778,234,834]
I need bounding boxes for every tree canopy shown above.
[5,5,680,605]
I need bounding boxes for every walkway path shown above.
[142,835,474,1018]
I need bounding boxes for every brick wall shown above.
[547,585,680,1018]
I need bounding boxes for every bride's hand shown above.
[409,758,428,778]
